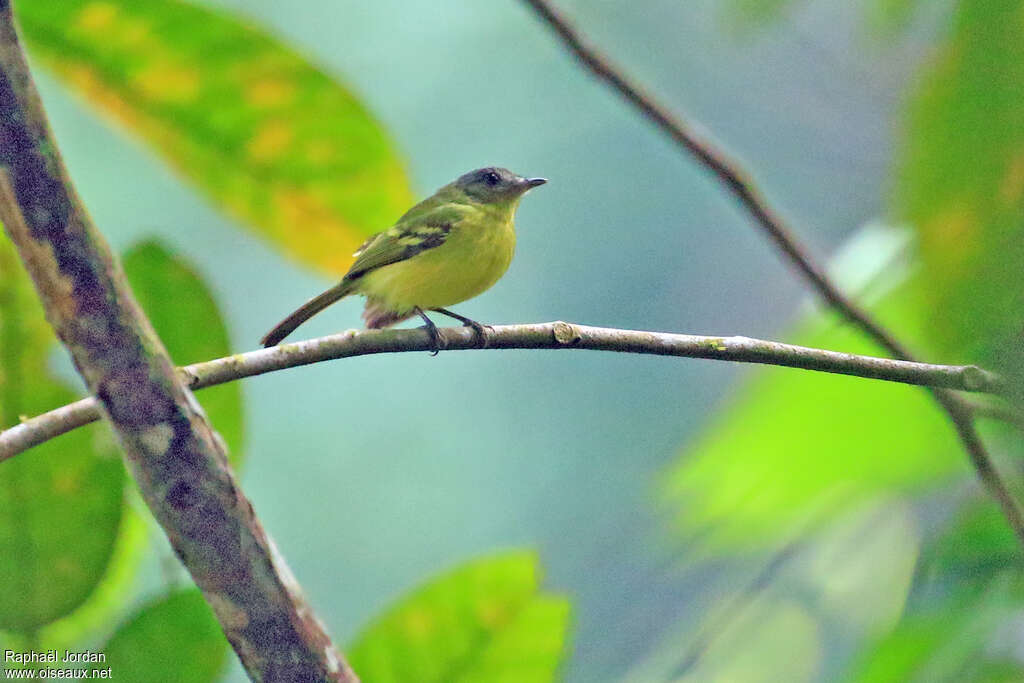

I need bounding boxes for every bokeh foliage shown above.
[349,551,572,683]
[0,234,240,656]
[89,589,228,683]
[896,0,1024,398]
[661,0,1024,679]
[726,0,926,32]
[0,235,124,634]
[663,284,959,552]
[83,552,570,682]
[3,0,1019,678]
[17,0,414,275]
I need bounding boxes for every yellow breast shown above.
[356,209,516,313]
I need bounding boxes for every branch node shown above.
[177,366,199,388]
[961,366,987,393]
[552,321,581,345]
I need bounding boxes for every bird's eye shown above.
[484,171,500,186]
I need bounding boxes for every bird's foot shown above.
[425,323,448,355]
[414,307,444,356]
[463,319,493,348]
[430,308,491,348]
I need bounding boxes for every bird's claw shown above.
[423,324,445,356]
[464,320,493,348]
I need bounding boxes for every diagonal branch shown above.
[966,398,1024,432]
[0,5,354,681]
[0,322,1008,460]
[519,0,908,357]
[519,0,1024,549]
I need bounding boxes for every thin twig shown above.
[964,398,1024,432]
[519,0,1024,549]
[0,322,1006,460]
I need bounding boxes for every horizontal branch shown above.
[0,322,1005,460]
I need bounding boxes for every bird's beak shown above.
[524,177,547,188]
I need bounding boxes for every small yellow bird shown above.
[261,167,546,349]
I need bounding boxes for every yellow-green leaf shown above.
[122,240,243,464]
[90,589,228,682]
[30,505,148,653]
[18,0,413,274]
[0,237,124,632]
[348,551,572,683]
[661,281,960,551]
[895,0,1024,395]
[847,577,1019,682]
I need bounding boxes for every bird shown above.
[260,166,546,350]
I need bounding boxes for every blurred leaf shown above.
[32,504,148,652]
[868,0,925,33]
[19,0,413,274]
[846,490,1024,682]
[798,498,919,638]
[629,500,917,683]
[846,576,1019,683]
[662,279,960,552]
[922,499,1018,578]
[676,597,821,683]
[723,0,795,28]
[91,589,228,682]
[122,240,243,463]
[969,660,1024,683]
[896,0,1024,396]
[0,238,124,633]
[348,550,572,683]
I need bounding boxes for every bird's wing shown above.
[344,204,464,280]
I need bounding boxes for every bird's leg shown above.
[414,306,443,355]
[431,307,492,348]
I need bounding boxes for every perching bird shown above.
[260,167,546,350]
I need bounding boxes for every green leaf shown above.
[31,505,149,652]
[121,240,243,463]
[922,499,1019,578]
[18,0,413,274]
[895,0,1024,396]
[846,494,1024,682]
[348,551,572,683]
[661,282,960,551]
[846,577,1019,683]
[0,237,124,633]
[90,589,228,682]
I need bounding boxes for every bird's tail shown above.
[261,280,356,347]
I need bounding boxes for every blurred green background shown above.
[3,0,1023,681]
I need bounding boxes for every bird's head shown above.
[453,167,547,204]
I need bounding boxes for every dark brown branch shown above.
[0,5,354,681]
[519,0,1024,550]
[0,322,1007,460]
